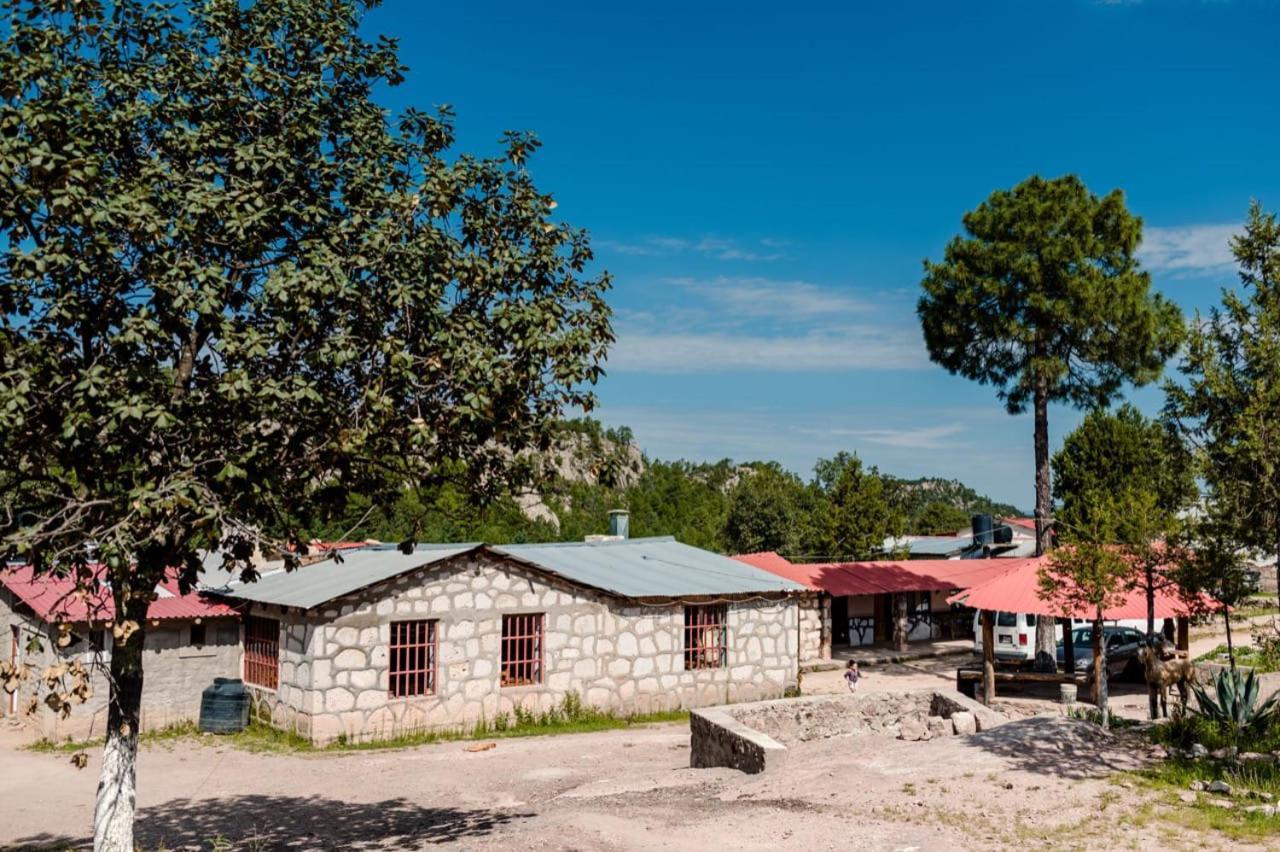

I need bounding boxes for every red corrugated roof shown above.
[946,555,1213,620]
[731,552,1021,596]
[1,564,238,624]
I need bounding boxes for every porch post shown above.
[981,609,996,706]
[1176,616,1190,653]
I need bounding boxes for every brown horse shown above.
[1138,640,1196,718]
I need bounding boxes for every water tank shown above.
[199,677,250,734]
[971,514,994,547]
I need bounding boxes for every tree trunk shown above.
[1223,605,1236,671]
[892,594,908,652]
[1032,377,1057,671]
[1094,608,1109,728]
[982,609,996,706]
[93,607,146,852]
[1146,564,1158,720]
[1061,617,1075,673]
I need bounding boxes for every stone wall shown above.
[690,689,1005,773]
[1,590,240,739]
[798,594,830,663]
[244,553,801,744]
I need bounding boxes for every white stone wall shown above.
[798,594,830,662]
[1,589,240,739]
[244,554,801,744]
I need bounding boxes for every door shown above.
[831,596,849,645]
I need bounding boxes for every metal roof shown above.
[213,537,806,609]
[214,544,480,609]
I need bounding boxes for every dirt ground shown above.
[2,618,1272,851]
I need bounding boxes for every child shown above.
[844,659,863,693]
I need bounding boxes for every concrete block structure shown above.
[217,537,808,745]
[0,566,240,739]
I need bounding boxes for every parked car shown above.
[1056,625,1147,680]
[972,611,1147,663]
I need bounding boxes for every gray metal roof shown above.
[493,537,806,599]
[213,537,804,609]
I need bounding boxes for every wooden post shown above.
[1060,617,1075,674]
[981,609,995,706]
[892,593,909,652]
[1176,617,1189,653]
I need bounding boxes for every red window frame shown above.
[389,619,438,698]
[243,615,280,689]
[684,604,728,670]
[501,613,544,687]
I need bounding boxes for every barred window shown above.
[243,615,279,689]
[684,604,727,670]
[501,613,544,686]
[389,620,438,698]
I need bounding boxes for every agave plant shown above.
[1192,668,1280,738]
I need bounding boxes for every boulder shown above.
[1240,751,1274,765]
[925,715,953,738]
[898,717,928,741]
[1244,804,1277,816]
[1190,743,1209,758]
[1188,780,1206,792]
[1207,780,1233,795]
[950,711,977,736]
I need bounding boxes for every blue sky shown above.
[368,0,1280,508]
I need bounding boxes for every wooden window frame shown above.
[684,604,728,670]
[501,613,544,687]
[389,619,438,698]
[243,615,280,690]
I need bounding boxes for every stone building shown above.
[214,536,808,745]
[0,565,241,740]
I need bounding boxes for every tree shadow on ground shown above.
[10,795,533,850]
[961,715,1150,781]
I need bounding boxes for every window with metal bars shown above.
[389,620,438,698]
[501,613,544,686]
[243,615,280,689]
[684,604,728,670]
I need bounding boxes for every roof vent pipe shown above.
[608,509,630,539]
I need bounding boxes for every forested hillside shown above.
[306,419,1023,560]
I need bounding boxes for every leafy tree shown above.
[624,460,734,550]
[1038,540,1132,728]
[0,1,610,847]
[722,463,811,556]
[1053,403,1195,691]
[919,174,1182,669]
[1170,512,1256,671]
[810,453,903,560]
[909,500,972,536]
[1165,202,1280,611]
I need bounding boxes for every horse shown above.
[1138,639,1196,719]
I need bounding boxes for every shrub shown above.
[1192,668,1280,740]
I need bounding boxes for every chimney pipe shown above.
[608,509,630,539]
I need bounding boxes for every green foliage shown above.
[1053,404,1195,538]
[1166,202,1280,579]
[0,0,612,593]
[1192,668,1280,739]
[809,453,904,560]
[919,175,1182,417]
[919,174,1183,562]
[722,463,812,556]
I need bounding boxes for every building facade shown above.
[221,539,806,745]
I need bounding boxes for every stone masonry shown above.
[245,552,802,744]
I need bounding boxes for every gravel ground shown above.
[3,619,1272,851]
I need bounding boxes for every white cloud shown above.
[667,276,869,320]
[1139,223,1239,273]
[607,325,928,372]
[597,234,786,262]
[802,423,967,449]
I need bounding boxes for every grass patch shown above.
[1125,758,1280,842]
[1194,644,1280,673]
[29,693,690,757]
[1148,713,1280,754]
[1066,705,1140,730]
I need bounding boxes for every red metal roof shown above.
[731,552,1020,596]
[1,564,238,624]
[946,555,1213,620]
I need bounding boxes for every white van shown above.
[971,612,1145,662]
